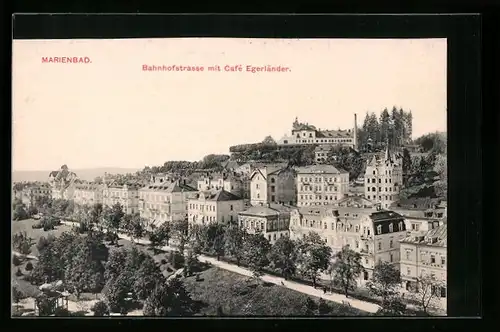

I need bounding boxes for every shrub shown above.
[54,307,70,316]
[25,261,34,271]
[37,236,49,252]
[15,268,23,277]
[13,255,21,266]
[92,301,110,316]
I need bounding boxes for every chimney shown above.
[353,113,358,150]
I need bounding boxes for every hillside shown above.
[12,167,140,183]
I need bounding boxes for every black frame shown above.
[6,13,486,331]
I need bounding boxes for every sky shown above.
[12,38,447,171]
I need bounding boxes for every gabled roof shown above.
[369,210,404,222]
[49,171,59,177]
[401,224,447,247]
[239,203,293,217]
[316,130,354,138]
[197,189,242,201]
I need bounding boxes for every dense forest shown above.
[357,107,413,150]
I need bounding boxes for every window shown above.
[441,257,446,265]
[230,205,233,211]
[399,222,403,231]
[256,184,260,189]
[378,242,382,250]
[440,287,447,298]
[390,239,393,248]
[271,186,275,192]
[376,225,382,234]
[271,195,275,202]
[390,253,393,262]
[378,179,381,183]
[365,258,368,264]
[431,255,436,264]
[373,170,376,175]
[271,178,275,183]
[389,223,393,232]
[363,271,369,280]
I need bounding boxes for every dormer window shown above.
[376,225,382,235]
[398,222,403,231]
[389,223,393,232]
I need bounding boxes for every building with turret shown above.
[277,114,358,150]
[364,146,403,209]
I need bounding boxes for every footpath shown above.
[60,220,380,313]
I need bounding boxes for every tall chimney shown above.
[353,113,358,150]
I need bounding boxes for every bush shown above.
[54,307,70,316]
[169,251,185,269]
[92,301,110,316]
[15,268,23,277]
[25,261,34,271]
[13,255,22,266]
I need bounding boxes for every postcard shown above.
[12,37,447,317]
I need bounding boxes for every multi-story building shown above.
[399,224,447,308]
[358,210,407,284]
[73,183,104,206]
[197,172,243,197]
[277,114,358,150]
[250,165,296,206]
[188,189,244,225]
[238,203,293,244]
[364,147,404,209]
[138,179,198,226]
[16,184,52,208]
[296,165,349,207]
[103,182,142,214]
[390,198,447,232]
[48,166,78,200]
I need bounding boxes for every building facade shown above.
[364,147,404,209]
[277,114,358,150]
[188,189,245,225]
[73,184,104,206]
[196,173,244,198]
[296,165,349,207]
[250,165,296,206]
[314,145,332,163]
[138,179,198,226]
[103,182,141,214]
[358,211,407,284]
[399,224,447,308]
[17,184,52,208]
[238,203,292,244]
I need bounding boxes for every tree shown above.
[367,112,380,144]
[143,277,196,316]
[65,238,105,298]
[172,220,189,253]
[329,147,364,181]
[330,246,364,297]
[390,106,403,147]
[13,204,28,221]
[183,249,198,277]
[28,205,38,217]
[269,236,298,280]
[92,301,110,316]
[25,261,34,271]
[12,231,35,255]
[379,108,391,143]
[411,275,445,315]
[90,203,104,230]
[297,232,332,288]
[132,254,163,301]
[106,203,125,238]
[224,225,246,266]
[125,213,145,242]
[262,135,277,145]
[242,234,271,278]
[104,272,130,314]
[104,248,128,283]
[188,224,208,255]
[402,148,412,176]
[149,223,170,254]
[366,261,402,304]
[205,223,226,260]
[433,154,447,198]
[375,295,407,316]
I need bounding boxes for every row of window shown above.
[299,177,342,183]
[366,178,394,184]
[299,185,340,192]
[367,186,394,192]
[299,194,339,201]
[366,195,394,201]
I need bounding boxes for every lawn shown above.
[12,218,74,256]
[184,267,365,316]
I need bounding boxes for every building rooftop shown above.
[390,197,443,210]
[196,189,242,201]
[239,203,293,217]
[141,181,197,193]
[296,164,348,174]
[369,210,404,222]
[316,129,354,139]
[400,224,447,247]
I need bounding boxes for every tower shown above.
[353,113,358,150]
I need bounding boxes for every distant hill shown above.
[12,167,141,183]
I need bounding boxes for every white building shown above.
[296,165,349,207]
[188,189,245,225]
[238,203,293,244]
